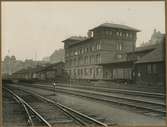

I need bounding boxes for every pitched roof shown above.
[39,62,64,72]
[135,44,158,52]
[62,36,87,42]
[90,23,140,32]
[13,69,27,74]
[136,45,164,63]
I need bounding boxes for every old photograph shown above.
[2,1,166,127]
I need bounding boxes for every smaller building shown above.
[37,62,66,81]
[134,43,165,86]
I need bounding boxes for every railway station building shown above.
[62,23,140,80]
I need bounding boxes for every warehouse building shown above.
[12,62,66,82]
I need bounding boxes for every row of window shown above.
[66,54,101,67]
[68,67,102,77]
[66,42,101,57]
[147,64,157,74]
[95,30,134,39]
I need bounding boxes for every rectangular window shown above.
[78,69,80,75]
[116,43,122,51]
[152,64,157,73]
[96,68,99,75]
[99,54,101,63]
[81,69,83,76]
[119,44,122,50]
[147,64,152,74]
[82,48,84,54]
[90,68,92,75]
[84,68,87,75]
[99,43,101,50]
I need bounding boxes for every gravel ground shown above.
[9,84,166,126]
[55,86,165,104]
[11,89,77,127]
[3,91,28,127]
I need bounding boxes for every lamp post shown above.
[69,75,74,106]
[53,81,56,96]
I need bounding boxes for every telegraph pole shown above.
[7,50,11,75]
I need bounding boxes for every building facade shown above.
[134,43,165,86]
[63,23,140,80]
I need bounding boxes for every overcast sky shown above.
[2,1,165,60]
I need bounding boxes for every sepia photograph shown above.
[1,1,166,127]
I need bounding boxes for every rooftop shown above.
[136,45,164,63]
[90,23,140,32]
[133,44,158,53]
[62,36,87,43]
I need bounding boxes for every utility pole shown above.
[35,51,37,61]
[7,49,11,75]
[35,51,38,66]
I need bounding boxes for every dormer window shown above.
[87,30,94,38]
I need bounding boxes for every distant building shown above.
[140,29,165,46]
[2,56,47,75]
[62,23,140,80]
[42,56,50,62]
[49,49,65,63]
[2,55,17,75]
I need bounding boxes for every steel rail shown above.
[55,88,166,115]
[9,87,108,127]
[4,88,52,127]
[30,91,108,127]
[29,83,165,98]
[24,84,165,113]
[22,84,165,106]
[9,84,166,116]
[56,87,166,106]
[57,84,165,98]
[4,88,34,126]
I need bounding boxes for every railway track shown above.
[11,83,166,117]
[4,88,52,127]
[4,87,109,127]
[56,84,165,99]
[54,87,166,115]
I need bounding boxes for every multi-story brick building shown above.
[62,23,140,80]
